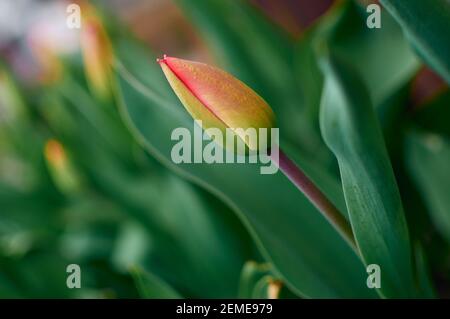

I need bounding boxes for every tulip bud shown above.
[80,3,113,100]
[158,55,275,153]
[44,139,82,195]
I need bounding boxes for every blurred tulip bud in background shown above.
[267,280,283,299]
[158,55,276,153]
[79,1,113,101]
[0,69,28,124]
[27,27,64,85]
[25,1,80,85]
[44,139,82,195]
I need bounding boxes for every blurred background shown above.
[0,0,449,298]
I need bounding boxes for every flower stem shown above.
[271,146,356,250]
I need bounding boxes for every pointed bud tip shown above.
[156,54,169,64]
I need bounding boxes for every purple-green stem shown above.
[271,146,356,250]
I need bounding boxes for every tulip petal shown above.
[159,56,275,151]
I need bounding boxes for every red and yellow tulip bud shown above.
[158,55,275,152]
[44,139,82,195]
[80,2,113,100]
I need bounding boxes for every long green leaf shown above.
[380,0,450,84]
[319,52,416,298]
[174,0,295,105]
[411,91,450,138]
[406,131,450,244]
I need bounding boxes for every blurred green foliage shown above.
[0,0,449,298]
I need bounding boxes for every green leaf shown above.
[174,0,305,148]
[148,175,253,298]
[114,39,377,298]
[130,266,182,299]
[406,131,450,244]
[380,0,450,84]
[0,272,22,298]
[319,52,416,298]
[411,91,450,138]
[251,276,274,299]
[178,2,356,178]
[327,2,420,106]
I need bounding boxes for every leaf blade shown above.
[319,52,416,298]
